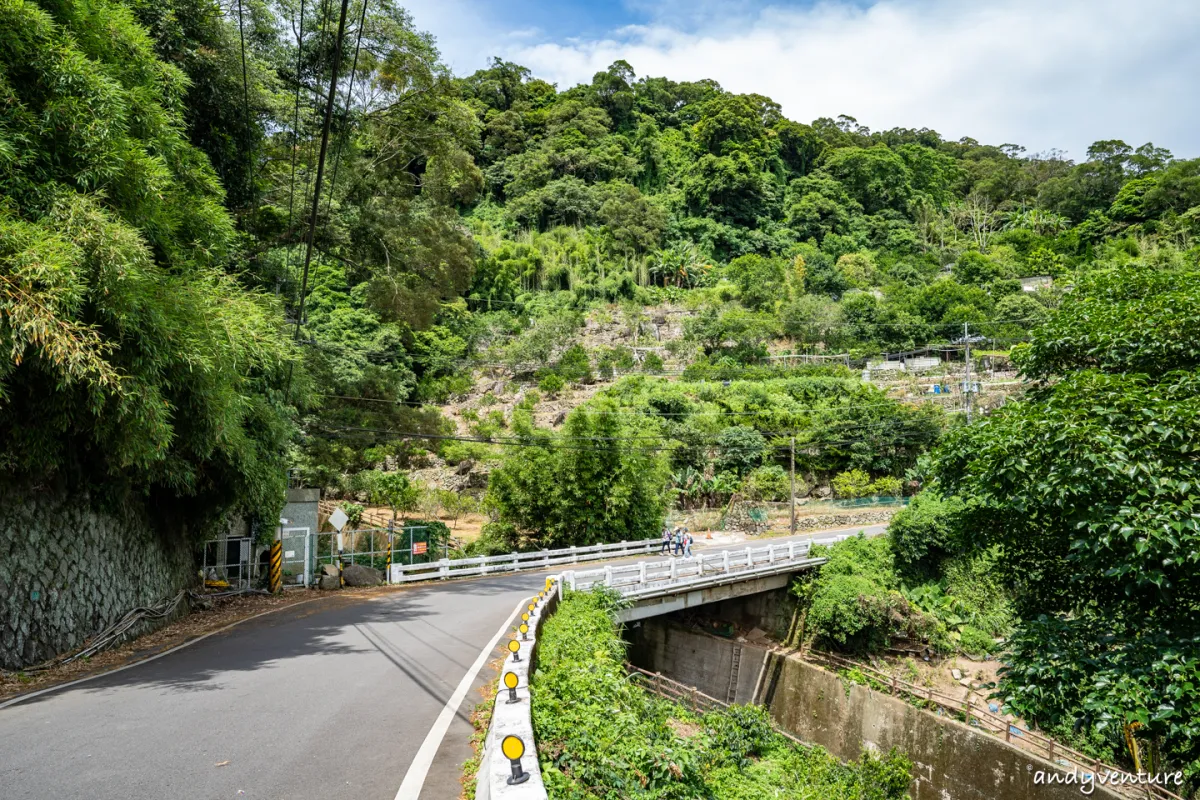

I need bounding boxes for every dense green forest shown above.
[3,0,1200,789]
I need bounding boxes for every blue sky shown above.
[402,0,1200,161]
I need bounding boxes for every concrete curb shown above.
[474,578,561,800]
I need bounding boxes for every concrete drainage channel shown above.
[474,576,561,800]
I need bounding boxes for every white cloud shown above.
[411,0,1200,161]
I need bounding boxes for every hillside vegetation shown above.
[3,2,1200,792]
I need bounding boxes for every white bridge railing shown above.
[388,538,658,583]
[563,531,867,596]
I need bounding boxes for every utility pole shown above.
[789,437,796,536]
[963,322,972,424]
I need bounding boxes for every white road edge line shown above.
[0,594,329,711]
[393,595,528,800]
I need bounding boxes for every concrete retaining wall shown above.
[771,656,1121,800]
[626,621,768,704]
[0,486,194,669]
[628,621,1121,800]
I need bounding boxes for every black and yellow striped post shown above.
[269,540,283,593]
[385,533,392,585]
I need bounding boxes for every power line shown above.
[282,0,307,278]
[323,0,369,219]
[311,423,945,455]
[234,0,255,208]
[288,0,353,401]
[313,392,966,418]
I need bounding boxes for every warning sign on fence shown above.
[412,541,428,556]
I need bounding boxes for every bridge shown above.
[0,524,885,800]
[563,534,860,621]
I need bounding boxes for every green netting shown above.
[830,496,910,509]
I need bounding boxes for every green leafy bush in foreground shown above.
[798,533,1012,658]
[531,589,912,799]
[801,535,942,654]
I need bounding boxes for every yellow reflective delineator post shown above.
[519,623,529,641]
[269,540,283,593]
[521,612,530,623]
[501,735,530,785]
[503,671,520,704]
[507,638,522,662]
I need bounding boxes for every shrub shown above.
[942,549,1014,638]
[804,535,939,653]
[716,426,766,476]
[537,372,566,395]
[464,521,519,556]
[742,465,791,501]
[958,625,998,658]
[642,351,664,373]
[831,469,874,499]
[596,351,615,379]
[440,441,496,465]
[702,705,777,769]
[342,502,365,528]
[557,343,593,383]
[870,475,903,497]
[888,492,966,576]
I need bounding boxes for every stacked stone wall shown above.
[0,487,193,670]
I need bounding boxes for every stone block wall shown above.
[0,486,194,670]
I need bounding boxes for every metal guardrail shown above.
[562,531,867,596]
[388,538,659,583]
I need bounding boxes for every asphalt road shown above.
[0,524,884,800]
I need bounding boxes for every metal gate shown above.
[201,535,258,590]
[280,527,312,587]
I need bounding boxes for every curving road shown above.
[0,525,884,800]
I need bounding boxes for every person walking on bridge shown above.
[660,525,672,555]
[672,527,684,556]
[683,528,693,558]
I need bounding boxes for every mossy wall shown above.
[0,487,194,669]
